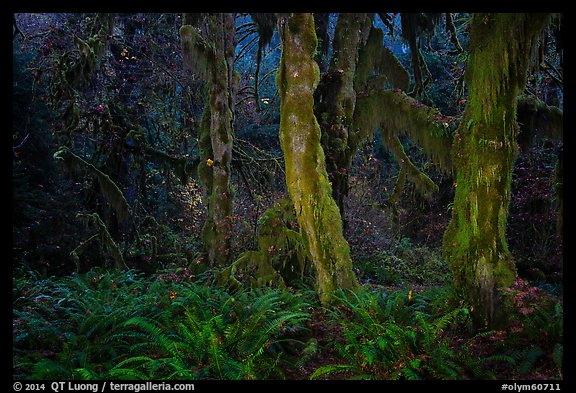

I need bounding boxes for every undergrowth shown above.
[311,286,490,380]
[13,268,313,380]
[310,282,563,380]
[13,267,562,380]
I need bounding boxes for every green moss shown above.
[314,14,375,221]
[443,13,550,329]
[355,26,409,92]
[179,24,214,79]
[277,13,359,304]
[181,14,236,268]
[219,196,311,290]
[72,213,127,271]
[354,89,454,172]
[54,147,130,223]
[381,132,439,200]
[517,94,563,149]
[63,100,80,133]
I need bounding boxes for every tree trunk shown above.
[443,13,549,329]
[180,13,236,267]
[276,13,359,304]
[314,13,372,228]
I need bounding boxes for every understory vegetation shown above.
[14,252,562,380]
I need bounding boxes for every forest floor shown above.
[281,280,563,381]
[13,260,563,381]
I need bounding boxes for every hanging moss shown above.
[314,13,372,224]
[381,167,406,208]
[250,13,277,111]
[381,132,439,199]
[179,24,214,80]
[445,13,464,54]
[47,13,114,142]
[277,13,359,305]
[313,13,330,71]
[62,98,80,133]
[516,94,563,151]
[354,26,410,92]
[400,13,442,96]
[70,14,114,86]
[442,13,550,329]
[354,89,455,172]
[90,14,114,70]
[144,146,199,185]
[70,234,99,273]
[54,147,130,223]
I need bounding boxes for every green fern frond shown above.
[401,366,422,380]
[310,364,358,380]
[433,307,468,336]
[111,356,159,379]
[72,367,102,380]
[32,358,72,380]
[107,366,151,380]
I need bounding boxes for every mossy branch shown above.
[144,146,199,185]
[381,167,407,208]
[72,213,127,271]
[354,89,455,172]
[445,13,463,55]
[218,197,310,290]
[400,13,441,97]
[54,147,130,222]
[382,132,439,199]
[249,13,277,111]
[355,26,410,92]
[517,95,563,141]
[70,234,99,273]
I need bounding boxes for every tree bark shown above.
[276,13,359,304]
[180,13,236,267]
[442,13,550,329]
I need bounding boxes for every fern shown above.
[14,269,185,379]
[401,364,422,380]
[310,364,358,380]
[313,286,475,380]
[106,282,311,380]
[31,359,72,380]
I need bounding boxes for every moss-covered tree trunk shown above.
[443,13,550,329]
[314,13,372,227]
[180,14,236,267]
[276,13,359,304]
